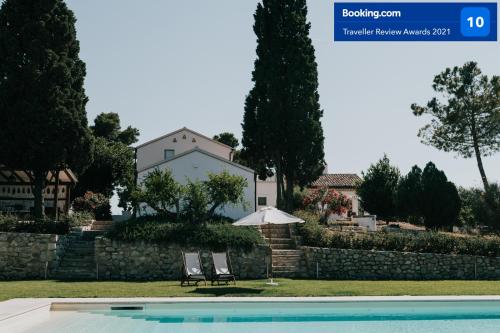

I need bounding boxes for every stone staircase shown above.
[53,232,97,280]
[260,224,307,278]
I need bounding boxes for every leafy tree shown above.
[459,187,486,229]
[205,170,248,216]
[420,162,461,230]
[396,165,423,223]
[357,155,400,220]
[411,62,500,192]
[72,191,111,220]
[136,169,183,219]
[91,112,139,146]
[73,113,139,208]
[0,0,94,218]
[182,180,210,224]
[213,132,239,149]
[242,0,325,211]
[483,183,500,230]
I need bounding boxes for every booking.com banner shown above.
[334,2,498,41]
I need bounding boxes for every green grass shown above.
[1,279,500,301]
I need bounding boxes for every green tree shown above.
[459,187,486,229]
[411,62,500,192]
[91,112,139,146]
[0,0,93,218]
[136,169,183,219]
[205,170,248,217]
[242,0,325,211]
[74,113,139,209]
[396,165,423,223]
[357,155,400,220]
[213,132,239,149]
[459,183,500,231]
[420,162,461,230]
[182,180,210,224]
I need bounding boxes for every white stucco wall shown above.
[256,176,277,209]
[337,189,359,215]
[136,129,232,171]
[137,150,255,220]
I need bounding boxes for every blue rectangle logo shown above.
[334,2,498,41]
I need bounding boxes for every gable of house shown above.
[136,127,233,171]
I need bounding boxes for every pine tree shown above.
[0,0,93,218]
[242,0,325,211]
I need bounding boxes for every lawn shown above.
[1,279,500,301]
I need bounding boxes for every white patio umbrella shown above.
[233,206,305,285]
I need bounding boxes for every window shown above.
[258,197,267,206]
[164,149,175,160]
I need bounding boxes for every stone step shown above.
[272,249,303,255]
[270,244,295,249]
[265,237,293,244]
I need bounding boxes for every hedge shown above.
[107,219,264,252]
[295,210,500,257]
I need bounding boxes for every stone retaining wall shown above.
[302,246,500,280]
[0,232,67,279]
[95,237,270,280]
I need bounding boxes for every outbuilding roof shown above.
[310,173,362,188]
[0,165,77,184]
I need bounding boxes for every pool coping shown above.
[2,296,500,332]
[3,295,500,318]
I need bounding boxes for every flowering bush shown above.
[72,191,111,220]
[302,187,352,221]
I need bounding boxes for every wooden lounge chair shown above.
[181,252,207,286]
[211,252,236,285]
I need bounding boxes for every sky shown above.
[66,0,499,193]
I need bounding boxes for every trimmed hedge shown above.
[0,213,93,235]
[108,219,264,251]
[295,211,500,257]
[0,214,69,235]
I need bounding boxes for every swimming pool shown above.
[14,299,500,333]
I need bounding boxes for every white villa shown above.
[135,127,277,219]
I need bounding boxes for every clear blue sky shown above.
[67,0,499,191]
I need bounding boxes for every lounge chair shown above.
[181,252,207,286]
[211,252,236,285]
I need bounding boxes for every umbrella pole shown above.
[266,222,278,286]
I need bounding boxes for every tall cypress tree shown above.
[242,0,325,211]
[0,0,93,218]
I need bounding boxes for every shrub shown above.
[72,191,111,220]
[108,219,263,251]
[60,211,94,228]
[0,214,69,235]
[297,214,500,257]
[0,213,17,232]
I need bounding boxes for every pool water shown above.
[22,301,500,333]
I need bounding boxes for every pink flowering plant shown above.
[302,186,352,222]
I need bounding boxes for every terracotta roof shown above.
[310,174,361,188]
